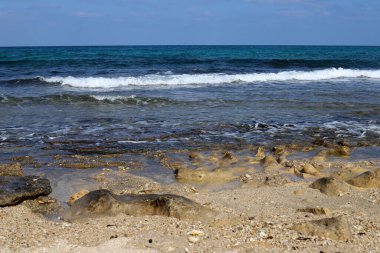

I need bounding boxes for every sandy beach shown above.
[1,144,379,253]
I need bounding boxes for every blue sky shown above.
[0,0,379,46]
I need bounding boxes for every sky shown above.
[0,0,380,46]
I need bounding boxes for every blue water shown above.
[1,46,380,158]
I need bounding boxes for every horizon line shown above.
[1,44,380,48]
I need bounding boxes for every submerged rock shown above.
[309,177,351,196]
[65,189,215,222]
[347,169,380,189]
[0,176,52,206]
[291,215,351,240]
[0,163,23,177]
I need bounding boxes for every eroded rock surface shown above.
[347,169,380,189]
[0,163,23,177]
[291,215,351,240]
[0,176,52,206]
[309,177,351,196]
[65,189,215,222]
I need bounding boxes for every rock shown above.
[242,173,290,187]
[262,155,282,171]
[311,150,329,163]
[68,189,90,206]
[188,152,204,166]
[188,236,200,243]
[331,166,368,181]
[174,167,236,184]
[0,176,52,206]
[255,147,265,159]
[300,164,319,176]
[188,230,204,243]
[293,168,304,178]
[64,189,215,222]
[23,196,62,216]
[347,169,380,189]
[0,163,23,176]
[330,145,351,157]
[291,215,351,240]
[297,207,332,215]
[272,145,287,156]
[309,177,351,196]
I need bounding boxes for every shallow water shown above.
[1,46,380,194]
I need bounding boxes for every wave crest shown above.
[41,68,380,88]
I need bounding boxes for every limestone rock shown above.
[309,177,351,196]
[65,189,215,222]
[68,189,90,206]
[0,163,23,176]
[255,147,265,159]
[312,150,329,163]
[0,176,52,206]
[291,215,351,240]
[300,164,319,176]
[330,145,351,157]
[262,155,282,171]
[347,169,380,189]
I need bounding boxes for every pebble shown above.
[258,230,267,238]
[188,236,200,243]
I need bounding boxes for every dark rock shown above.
[64,189,215,222]
[0,176,52,206]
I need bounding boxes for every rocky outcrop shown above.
[347,169,380,189]
[309,177,351,196]
[65,189,215,222]
[291,215,351,240]
[0,176,52,206]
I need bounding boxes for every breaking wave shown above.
[40,68,380,88]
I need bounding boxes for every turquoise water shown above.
[1,46,380,158]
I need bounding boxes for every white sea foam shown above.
[42,68,380,88]
[91,95,136,101]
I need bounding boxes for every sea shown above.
[1,46,380,194]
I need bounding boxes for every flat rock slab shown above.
[0,176,52,207]
[65,189,215,222]
[309,177,351,196]
[291,215,351,240]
